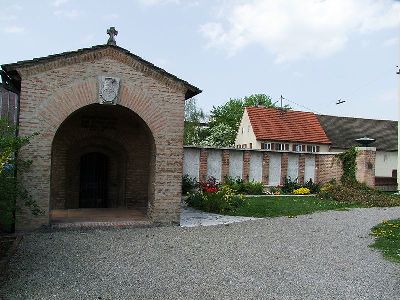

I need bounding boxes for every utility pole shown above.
[397,65,400,191]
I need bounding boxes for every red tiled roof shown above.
[246,107,331,144]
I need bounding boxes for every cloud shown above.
[3,25,25,34]
[138,0,199,6]
[0,15,17,21]
[54,9,81,18]
[51,0,69,7]
[200,0,400,63]
[103,13,119,20]
[139,0,179,5]
[383,36,398,47]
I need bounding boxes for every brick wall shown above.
[14,47,188,230]
[183,147,376,188]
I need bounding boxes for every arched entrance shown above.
[79,152,109,208]
[49,104,155,223]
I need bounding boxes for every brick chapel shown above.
[1,28,201,230]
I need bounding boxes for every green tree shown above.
[0,118,42,233]
[208,93,283,147]
[201,123,236,148]
[184,98,208,145]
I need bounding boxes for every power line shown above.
[280,95,321,114]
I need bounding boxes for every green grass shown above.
[370,219,400,263]
[229,196,364,218]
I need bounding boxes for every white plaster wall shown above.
[304,155,316,182]
[229,151,243,179]
[207,150,222,181]
[287,154,299,181]
[269,153,282,186]
[375,151,397,177]
[183,148,200,180]
[249,152,263,182]
[235,109,258,148]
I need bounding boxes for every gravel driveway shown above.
[1,207,400,300]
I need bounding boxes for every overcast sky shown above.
[1,0,399,120]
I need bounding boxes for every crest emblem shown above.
[99,76,120,105]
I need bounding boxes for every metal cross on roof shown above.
[107,27,118,46]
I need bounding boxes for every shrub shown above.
[182,175,198,194]
[186,185,246,214]
[0,118,43,233]
[318,180,400,207]
[303,179,320,194]
[293,187,311,195]
[243,181,264,195]
[200,176,220,193]
[223,176,264,195]
[281,177,300,194]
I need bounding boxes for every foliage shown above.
[303,178,320,194]
[370,219,400,263]
[336,147,358,184]
[199,176,219,193]
[0,118,42,233]
[281,177,300,194]
[293,187,311,195]
[223,176,264,195]
[208,94,285,146]
[280,177,320,194]
[318,180,400,207]
[200,123,236,147]
[186,184,246,214]
[229,196,362,218]
[182,175,198,194]
[184,98,208,145]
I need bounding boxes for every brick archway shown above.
[50,103,155,220]
[10,48,196,230]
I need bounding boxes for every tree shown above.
[201,123,236,148]
[208,93,283,146]
[0,119,42,233]
[184,98,208,145]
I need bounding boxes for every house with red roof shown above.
[235,106,331,152]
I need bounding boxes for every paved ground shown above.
[180,206,259,227]
[1,207,400,300]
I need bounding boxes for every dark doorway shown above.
[79,152,108,208]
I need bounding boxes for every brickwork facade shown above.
[356,148,376,188]
[315,154,343,184]
[11,46,194,230]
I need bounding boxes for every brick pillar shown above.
[298,154,305,184]
[280,153,288,185]
[356,147,376,187]
[243,151,251,182]
[199,149,208,182]
[315,155,321,183]
[221,150,230,182]
[262,152,270,185]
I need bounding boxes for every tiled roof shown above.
[246,107,331,144]
[1,44,201,99]
[317,114,397,151]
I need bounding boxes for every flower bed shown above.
[185,177,247,214]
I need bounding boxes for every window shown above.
[275,143,289,151]
[294,144,305,152]
[249,143,252,149]
[306,145,320,152]
[262,143,271,150]
[242,144,247,149]
[241,127,244,134]
[247,125,250,133]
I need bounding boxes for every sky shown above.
[0,0,399,120]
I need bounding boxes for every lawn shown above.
[370,219,400,263]
[229,196,364,218]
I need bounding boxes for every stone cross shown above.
[107,27,118,46]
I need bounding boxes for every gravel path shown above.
[1,207,400,300]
